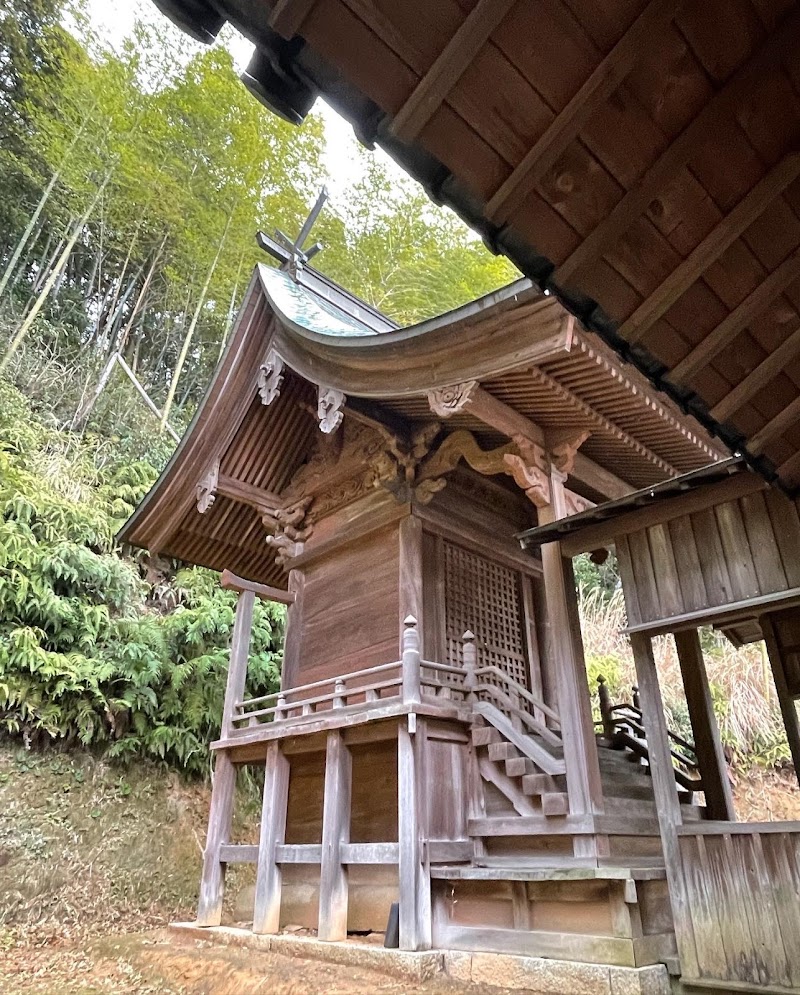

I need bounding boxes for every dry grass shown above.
[579,587,790,768]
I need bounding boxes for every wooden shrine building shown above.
[140,0,800,988]
[121,259,763,990]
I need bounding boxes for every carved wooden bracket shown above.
[318,386,346,433]
[544,427,592,476]
[196,457,219,514]
[258,348,284,405]
[427,381,478,418]
[262,497,313,569]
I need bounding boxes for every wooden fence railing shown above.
[596,676,704,794]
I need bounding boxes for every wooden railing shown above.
[596,676,703,793]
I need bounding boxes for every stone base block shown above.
[442,951,671,995]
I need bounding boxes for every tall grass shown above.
[579,587,790,769]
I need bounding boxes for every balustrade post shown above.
[597,676,615,741]
[221,589,256,739]
[402,615,421,705]
[462,629,477,705]
[333,678,346,709]
[275,692,286,722]
[632,685,641,711]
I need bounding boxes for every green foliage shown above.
[0,378,282,774]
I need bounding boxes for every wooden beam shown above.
[553,9,800,288]
[390,0,517,144]
[761,615,800,789]
[221,569,296,605]
[196,752,237,927]
[269,0,317,39]
[318,731,352,941]
[629,631,700,978]
[673,629,735,821]
[485,0,682,223]
[220,589,256,739]
[672,250,800,385]
[216,473,283,512]
[572,452,632,501]
[711,324,800,423]
[750,392,800,454]
[397,718,431,950]
[252,741,290,934]
[620,155,800,344]
[560,471,767,557]
[429,380,635,499]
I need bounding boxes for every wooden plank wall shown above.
[677,827,800,991]
[616,490,800,627]
[293,525,401,685]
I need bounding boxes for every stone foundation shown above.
[169,923,671,993]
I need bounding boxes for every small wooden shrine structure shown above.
[119,254,792,989]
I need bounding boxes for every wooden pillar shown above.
[762,614,800,789]
[221,588,256,739]
[673,628,735,821]
[196,750,237,926]
[318,730,352,941]
[252,740,290,934]
[539,471,604,844]
[399,514,424,649]
[630,631,700,979]
[397,717,432,950]
[281,569,304,691]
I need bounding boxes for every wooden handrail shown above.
[221,568,296,605]
[477,683,562,749]
[237,660,402,710]
[474,664,561,725]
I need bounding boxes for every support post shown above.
[630,631,700,978]
[673,628,735,821]
[399,513,424,648]
[221,589,256,739]
[318,730,352,940]
[196,750,237,926]
[252,741,290,934]
[397,717,432,950]
[402,616,421,705]
[761,614,800,789]
[539,469,604,851]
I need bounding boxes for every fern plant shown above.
[0,378,283,774]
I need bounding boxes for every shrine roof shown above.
[119,263,725,586]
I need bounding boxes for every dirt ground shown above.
[0,929,518,995]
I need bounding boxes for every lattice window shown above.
[443,541,529,690]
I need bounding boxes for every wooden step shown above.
[505,756,536,778]
[521,773,557,796]
[472,726,502,747]
[488,741,520,762]
[541,793,569,816]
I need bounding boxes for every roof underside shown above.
[152,0,800,492]
[120,263,723,584]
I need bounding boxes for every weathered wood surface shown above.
[252,741,290,934]
[196,751,237,927]
[615,486,800,633]
[677,826,800,991]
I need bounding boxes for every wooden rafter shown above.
[711,325,800,423]
[749,393,800,455]
[552,9,800,288]
[485,0,682,224]
[671,248,800,385]
[526,367,678,476]
[390,0,517,144]
[269,0,318,39]
[619,154,800,345]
